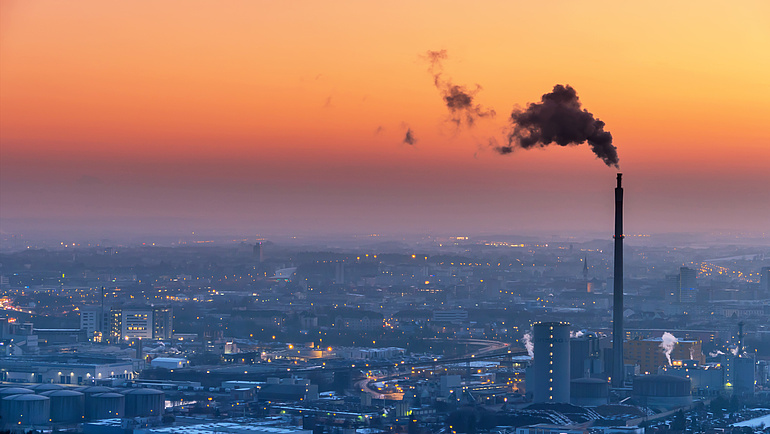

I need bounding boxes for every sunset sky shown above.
[1,1,768,239]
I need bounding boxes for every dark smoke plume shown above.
[403,128,417,145]
[425,50,495,127]
[496,84,618,167]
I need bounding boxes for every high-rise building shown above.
[532,321,570,403]
[679,267,698,303]
[761,266,770,294]
[153,306,174,340]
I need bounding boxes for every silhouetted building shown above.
[532,321,570,403]
[253,242,263,263]
[679,267,697,303]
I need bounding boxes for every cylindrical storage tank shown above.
[86,392,125,420]
[76,386,114,398]
[532,321,570,403]
[570,378,609,407]
[123,388,164,418]
[0,387,35,398]
[1,394,50,427]
[40,390,85,424]
[31,383,65,393]
[632,375,692,410]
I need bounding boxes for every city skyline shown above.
[1,1,769,238]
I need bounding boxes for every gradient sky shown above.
[1,1,769,238]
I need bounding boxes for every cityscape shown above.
[1,1,769,433]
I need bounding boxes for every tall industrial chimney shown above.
[612,173,624,388]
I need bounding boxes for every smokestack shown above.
[612,173,624,388]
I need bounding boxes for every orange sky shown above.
[1,1,769,238]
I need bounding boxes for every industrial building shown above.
[631,375,692,411]
[624,337,704,375]
[531,321,570,403]
[0,355,135,384]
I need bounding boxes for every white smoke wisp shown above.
[709,350,725,357]
[730,346,739,356]
[523,332,534,358]
[689,346,696,360]
[659,332,679,365]
[570,330,585,338]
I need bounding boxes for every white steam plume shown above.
[709,350,725,357]
[523,332,534,358]
[659,332,679,365]
[689,346,696,360]
[570,330,585,338]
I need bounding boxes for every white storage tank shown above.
[75,386,114,397]
[0,387,35,398]
[31,383,65,393]
[86,392,125,420]
[1,394,50,428]
[123,388,164,417]
[41,389,85,424]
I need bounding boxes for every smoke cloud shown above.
[570,330,585,338]
[659,332,679,365]
[495,85,618,167]
[709,350,725,357]
[403,128,417,145]
[522,332,534,358]
[424,50,495,127]
[421,50,619,167]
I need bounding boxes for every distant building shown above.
[761,266,770,294]
[122,309,153,339]
[516,425,643,434]
[152,307,174,339]
[0,355,134,384]
[624,338,704,375]
[253,242,263,263]
[0,318,38,355]
[150,357,188,369]
[432,309,468,323]
[333,310,383,331]
[570,331,606,379]
[79,306,103,340]
[679,267,697,303]
[107,306,173,341]
[531,321,570,403]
